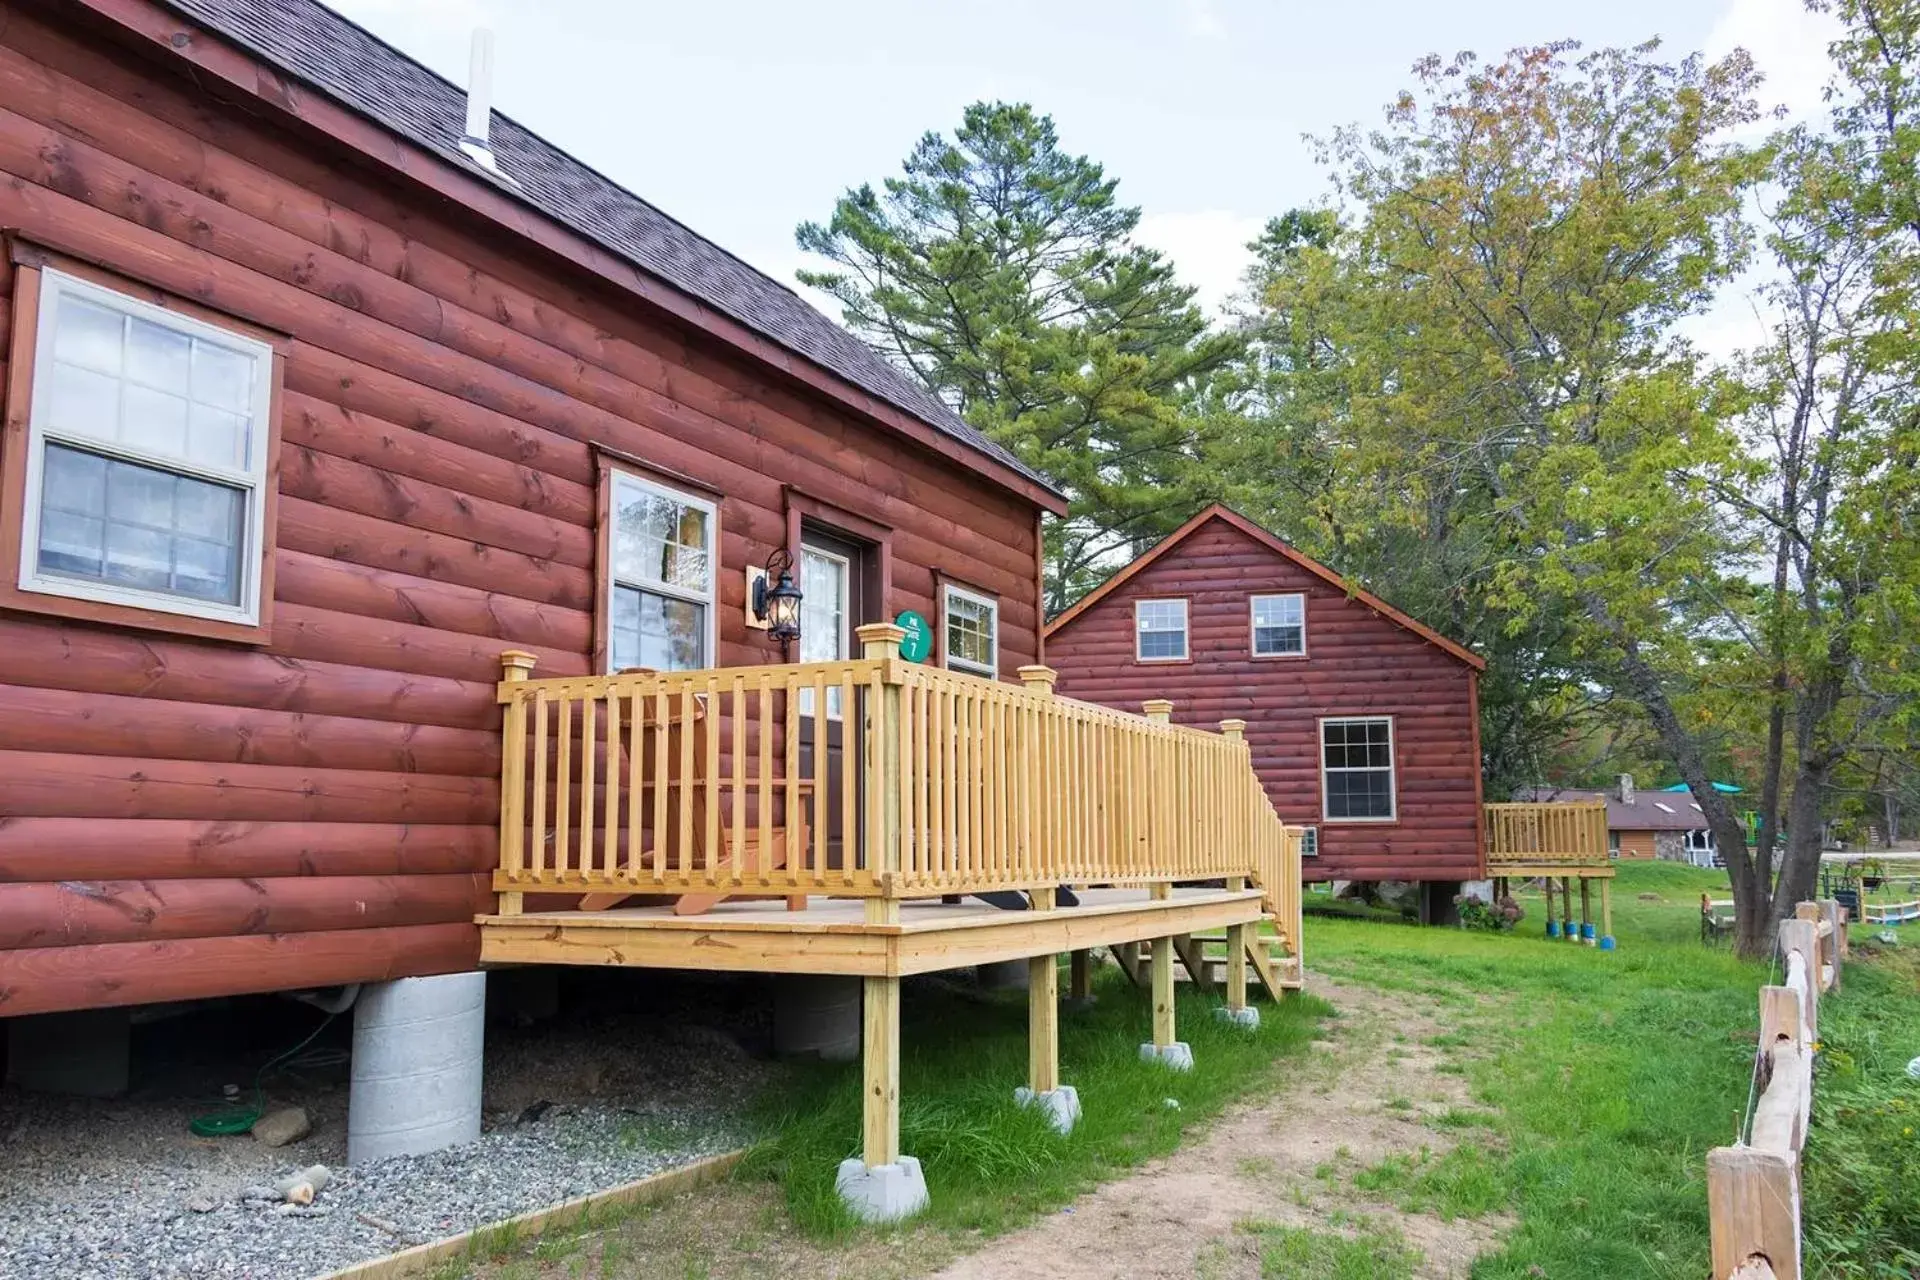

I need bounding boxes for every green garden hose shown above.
[188,1010,340,1137]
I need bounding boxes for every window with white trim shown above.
[19,269,273,624]
[1299,825,1319,858]
[1135,598,1188,662]
[607,471,714,671]
[798,544,850,717]
[1251,592,1305,656]
[1320,717,1396,821]
[943,583,998,678]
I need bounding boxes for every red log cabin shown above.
[1045,506,1488,905]
[0,0,1069,1019]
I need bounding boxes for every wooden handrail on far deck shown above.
[490,631,1303,956]
[1484,801,1611,869]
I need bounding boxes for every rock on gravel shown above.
[251,1107,311,1149]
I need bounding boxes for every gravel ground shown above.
[0,973,776,1280]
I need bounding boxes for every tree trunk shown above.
[1773,760,1830,921]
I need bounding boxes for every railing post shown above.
[1018,665,1057,694]
[858,623,908,924]
[1142,699,1173,725]
[497,650,538,917]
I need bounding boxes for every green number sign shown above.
[894,609,933,663]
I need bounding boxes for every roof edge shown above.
[86,0,1069,516]
[1044,503,1486,670]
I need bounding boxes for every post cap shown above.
[1141,698,1174,722]
[855,622,907,644]
[1219,718,1247,740]
[499,650,538,675]
[1017,664,1059,689]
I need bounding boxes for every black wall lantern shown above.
[753,547,804,650]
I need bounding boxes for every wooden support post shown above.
[1151,935,1175,1048]
[856,624,908,1169]
[1543,877,1559,937]
[1561,877,1575,940]
[496,650,538,917]
[1579,878,1593,946]
[1599,878,1615,949]
[1225,873,1249,1012]
[1069,949,1092,1001]
[1028,951,1059,1095]
[1707,1146,1801,1280]
[862,974,900,1167]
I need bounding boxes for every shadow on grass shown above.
[739,965,1329,1239]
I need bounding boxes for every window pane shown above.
[53,296,123,374]
[609,585,704,671]
[1254,624,1303,655]
[126,316,192,394]
[1139,628,1186,660]
[613,481,710,593]
[120,385,191,463]
[43,362,120,441]
[799,550,847,665]
[36,444,244,606]
[189,405,249,470]
[946,590,995,672]
[192,341,256,414]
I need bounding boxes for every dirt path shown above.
[924,976,1510,1280]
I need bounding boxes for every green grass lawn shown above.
[1308,859,1920,1278]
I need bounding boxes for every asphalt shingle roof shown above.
[1517,787,1711,832]
[155,0,1056,497]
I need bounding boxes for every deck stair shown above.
[1111,917,1302,999]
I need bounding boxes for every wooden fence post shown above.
[497,650,538,917]
[1220,718,1251,1015]
[1817,899,1844,988]
[1708,1146,1801,1280]
[1141,700,1174,899]
[1778,918,1821,1044]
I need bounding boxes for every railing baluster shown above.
[602,688,618,881]
[578,694,596,880]
[651,687,668,884]
[758,674,772,882]
[731,674,746,870]
[841,670,857,887]
[555,696,572,879]
[625,687,641,888]
[679,684,696,881]
[811,670,828,882]
[530,689,549,882]
[705,673,722,885]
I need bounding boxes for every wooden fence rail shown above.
[491,627,1303,956]
[1707,898,1848,1280]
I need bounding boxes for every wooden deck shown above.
[478,886,1270,978]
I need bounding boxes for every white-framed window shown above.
[1135,598,1188,662]
[1250,592,1306,656]
[942,583,998,678]
[606,471,715,672]
[1608,829,1622,858]
[798,543,850,717]
[1320,716,1396,822]
[1299,825,1319,858]
[19,268,273,624]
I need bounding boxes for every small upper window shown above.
[607,471,715,671]
[1321,716,1396,822]
[1135,598,1188,662]
[18,269,273,625]
[1251,593,1305,656]
[1299,826,1319,858]
[943,583,998,678]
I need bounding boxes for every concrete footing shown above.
[349,972,485,1165]
[1139,1041,1194,1071]
[5,1007,131,1097]
[1014,1084,1081,1135]
[835,1155,930,1222]
[771,975,861,1062]
[1215,1005,1260,1030]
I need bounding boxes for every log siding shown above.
[1046,511,1485,883]
[0,1,1045,1015]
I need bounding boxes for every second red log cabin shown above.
[1045,506,1488,897]
[0,0,1068,1018]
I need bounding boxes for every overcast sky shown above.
[326,0,1841,354]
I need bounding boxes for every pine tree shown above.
[796,102,1242,609]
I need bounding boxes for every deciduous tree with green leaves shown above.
[795,102,1242,609]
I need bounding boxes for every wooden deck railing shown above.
[1484,801,1610,869]
[491,625,1302,951]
